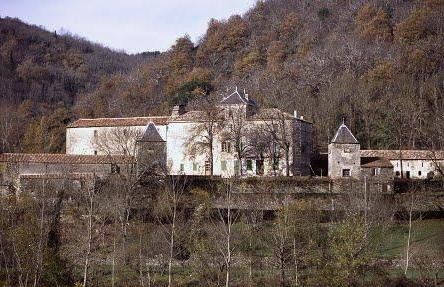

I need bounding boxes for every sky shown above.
[0,0,256,54]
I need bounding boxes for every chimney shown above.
[171,104,186,116]
[244,89,249,101]
[293,110,297,118]
[300,116,304,120]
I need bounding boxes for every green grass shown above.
[377,219,444,259]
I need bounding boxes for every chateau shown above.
[66,88,314,177]
[1,88,444,194]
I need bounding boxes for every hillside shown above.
[0,17,158,153]
[77,0,444,151]
[2,0,444,153]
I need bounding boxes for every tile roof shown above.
[19,173,96,179]
[361,157,393,168]
[247,108,293,121]
[67,116,169,128]
[331,124,359,144]
[0,153,135,164]
[169,110,225,122]
[138,123,165,142]
[361,150,444,160]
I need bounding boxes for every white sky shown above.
[0,0,256,54]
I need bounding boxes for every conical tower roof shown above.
[331,124,358,144]
[138,122,165,142]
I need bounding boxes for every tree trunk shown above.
[293,237,298,286]
[168,202,176,287]
[285,149,290,177]
[83,188,94,287]
[404,192,414,275]
[226,190,231,287]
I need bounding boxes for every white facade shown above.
[390,159,444,179]
[166,119,293,177]
[65,90,314,177]
[66,125,167,155]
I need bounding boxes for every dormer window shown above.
[222,141,231,153]
[344,148,351,153]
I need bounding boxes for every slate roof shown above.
[0,153,135,164]
[67,116,169,128]
[138,123,165,142]
[219,89,256,106]
[361,150,444,160]
[331,124,359,144]
[361,157,393,168]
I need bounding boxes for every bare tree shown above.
[154,174,188,287]
[92,126,142,156]
[224,106,251,176]
[186,102,225,176]
[262,110,293,176]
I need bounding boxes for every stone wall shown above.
[328,143,361,179]
[292,119,313,176]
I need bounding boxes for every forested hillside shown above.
[2,0,444,153]
[0,17,158,153]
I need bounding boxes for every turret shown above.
[136,122,166,177]
[328,123,361,179]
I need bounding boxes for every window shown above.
[221,160,227,171]
[421,162,424,167]
[256,160,264,175]
[418,171,422,176]
[180,163,184,172]
[205,161,211,175]
[406,171,410,179]
[222,141,231,152]
[193,163,198,171]
[247,160,253,171]
[395,171,400,177]
[344,148,351,153]
[273,158,280,170]
[373,168,380,176]
[111,164,120,174]
[234,160,240,175]
[94,150,98,155]
[94,130,98,138]
[342,169,351,177]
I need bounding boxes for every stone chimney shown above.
[171,104,186,116]
[293,110,298,118]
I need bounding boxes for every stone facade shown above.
[328,124,361,179]
[0,154,134,193]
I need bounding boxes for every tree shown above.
[154,174,188,287]
[262,110,293,176]
[186,99,225,176]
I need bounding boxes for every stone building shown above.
[66,88,314,177]
[361,150,444,179]
[0,153,135,193]
[328,123,444,182]
[328,123,361,179]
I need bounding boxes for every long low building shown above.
[361,150,444,179]
[0,153,135,193]
[328,123,444,180]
